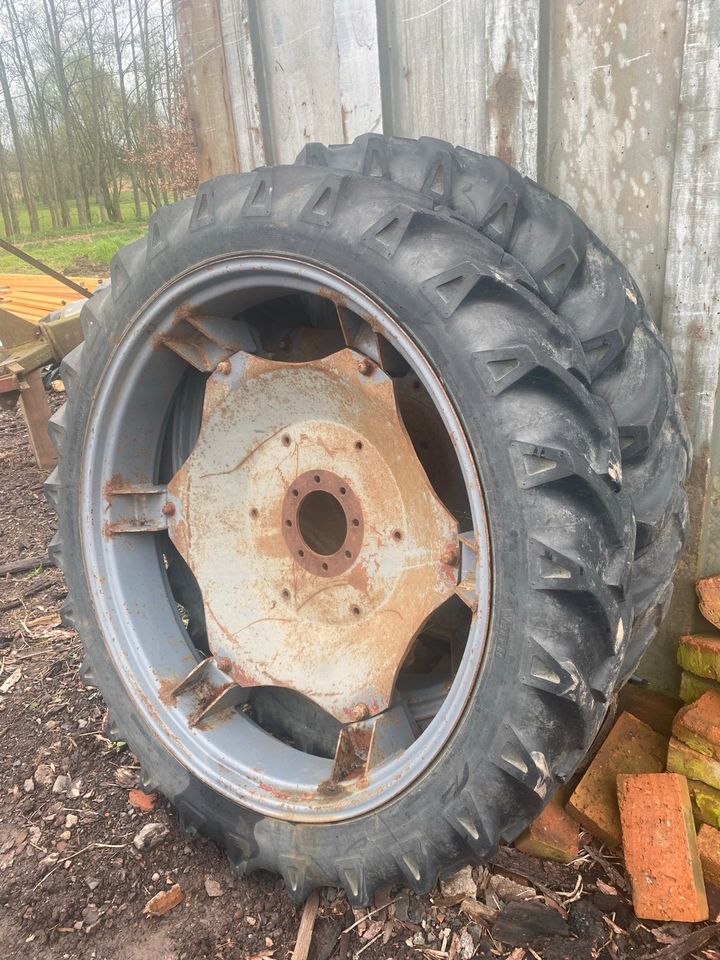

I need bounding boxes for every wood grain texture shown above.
[253,0,381,164]
[641,0,720,690]
[174,0,240,179]
[485,0,539,177]
[539,0,686,322]
[379,0,488,150]
[216,0,266,171]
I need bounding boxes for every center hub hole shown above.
[297,490,348,556]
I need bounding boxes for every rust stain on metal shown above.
[281,468,364,579]
[158,676,180,708]
[165,348,460,722]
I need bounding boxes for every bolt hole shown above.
[354,441,363,451]
[298,549,305,557]
[282,434,291,446]
[351,605,361,617]
[285,519,292,527]
[322,562,329,571]
[393,529,403,541]
[249,507,259,519]
[292,489,298,497]
[314,474,321,483]
[345,550,352,559]
[281,589,290,600]
[352,518,360,527]
[339,486,346,495]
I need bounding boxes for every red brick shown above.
[616,683,683,736]
[618,773,708,922]
[698,824,720,888]
[566,712,668,847]
[678,634,720,682]
[697,575,720,631]
[515,786,579,864]
[667,737,720,790]
[672,691,720,760]
[680,670,720,704]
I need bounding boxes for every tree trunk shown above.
[43,0,90,225]
[0,142,15,239]
[113,0,142,220]
[0,49,39,233]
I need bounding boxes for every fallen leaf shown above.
[0,668,22,694]
[133,822,168,851]
[595,878,617,896]
[144,883,184,917]
[115,767,139,788]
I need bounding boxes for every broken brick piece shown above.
[697,575,720,631]
[566,712,667,848]
[698,823,720,888]
[689,779,720,830]
[617,683,683,736]
[617,773,708,922]
[515,786,579,864]
[678,634,720,682]
[144,883,184,916]
[672,691,720,760]
[667,737,720,790]
[680,670,720,704]
[128,788,157,812]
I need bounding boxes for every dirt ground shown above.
[1,397,719,960]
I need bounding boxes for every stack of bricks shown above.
[510,573,720,922]
[679,574,720,703]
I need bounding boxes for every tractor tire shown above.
[297,135,691,677]
[47,163,636,905]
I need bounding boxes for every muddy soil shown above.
[1,397,718,960]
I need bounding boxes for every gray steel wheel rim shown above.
[79,255,491,823]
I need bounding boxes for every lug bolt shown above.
[358,358,374,376]
[351,702,369,721]
[162,502,176,517]
[441,546,459,567]
[216,360,232,375]
[217,657,233,673]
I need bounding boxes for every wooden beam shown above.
[174,0,240,178]
[19,370,56,471]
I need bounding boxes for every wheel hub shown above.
[166,347,460,722]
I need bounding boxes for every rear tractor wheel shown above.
[47,165,635,904]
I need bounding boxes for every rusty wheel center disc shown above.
[166,347,460,722]
[282,469,364,578]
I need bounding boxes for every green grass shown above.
[11,192,152,236]
[0,193,151,275]
[0,222,149,275]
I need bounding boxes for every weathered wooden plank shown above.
[216,0,266,171]
[253,0,382,164]
[335,0,383,141]
[485,0,540,177]
[174,0,240,179]
[379,0,488,151]
[640,0,720,691]
[539,0,686,323]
